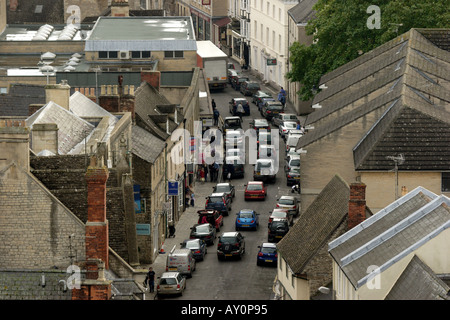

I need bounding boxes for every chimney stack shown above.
[0,120,29,171]
[111,0,129,17]
[348,182,366,230]
[9,0,18,11]
[31,123,59,155]
[141,71,161,91]
[45,80,70,110]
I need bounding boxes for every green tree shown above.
[287,0,450,101]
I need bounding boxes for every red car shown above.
[197,210,224,231]
[244,181,267,201]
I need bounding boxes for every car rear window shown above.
[268,104,283,110]
[195,224,211,233]
[247,184,262,190]
[261,247,277,254]
[220,237,237,243]
[185,241,200,249]
[279,199,294,205]
[208,196,223,203]
[290,159,300,166]
[160,278,177,285]
[248,83,260,88]
[215,185,230,193]
[239,212,254,218]
[256,162,272,170]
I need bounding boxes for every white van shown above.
[286,134,302,152]
[166,247,196,278]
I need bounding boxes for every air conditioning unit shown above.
[119,51,130,59]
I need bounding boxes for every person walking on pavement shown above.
[278,87,286,108]
[213,108,220,126]
[145,267,156,293]
[212,99,217,110]
[190,192,195,207]
[213,162,219,182]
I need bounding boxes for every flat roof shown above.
[85,16,197,52]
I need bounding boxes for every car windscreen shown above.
[284,123,297,129]
[256,162,271,170]
[247,83,260,88]
[290,159,300,166]
[185,241,200,249]
[160,278,177,285]
[271,211,286,218]
[279,199,294,205]
[225,120,240,126]
[194,225,211,233]
[254,120,268,127]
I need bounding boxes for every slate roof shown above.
[26,101,94,155]
[0,84,45,117]
[297,28,450,172]
[287,0,317,24]
[7,0,64,24]
[277,174,350,274]
[385,255,450,300]
[328,186,450,289]
[132,124,165,164]
[134,81,180,140]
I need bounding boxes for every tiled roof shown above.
[26,101,94,155]
[7,0,64,24]
[328,187,450,289]
[385,255,450,300]
[287,0,317,24]
[277,174,350,274]
[132,125,165,164]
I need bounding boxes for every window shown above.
[131,51,151,59]
[442,172,450,192]
[164,51,184,58]
[98,51,118,59]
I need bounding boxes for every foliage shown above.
[287,0,450,101]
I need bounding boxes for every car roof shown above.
[248,181,263,184]
[279,195,296,200]
[281,113,297,117]
[233,97,247,101]
[239,209,255,212]
[255,158,274,163]
[289,154,301,159]
[266,100,283,105]
[161,272,180,278]
[225,116,241,120]
[282,121,298,125]
[210,192,225,197]
[261,242,277,248]
[193,223,212,228]
[216,183,230,186]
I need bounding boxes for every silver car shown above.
[157,272,186,296]
[272,113,299,127]
[276,195,299,217]
[279,121,298,140]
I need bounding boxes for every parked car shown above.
[279,121,298,141]
[240,81,261,96]
[268,208,292,225]
[213,182,235,201]
[271,113,299,127]
[244,181,267,200]
[257,131,272,147]
[223,156,245,179]
[165,248,196,278]
[197,209,223,231]
[205,192,231,216]
[286,167,301,186]
[253,159,276,183]
[235,209,259,230]
[276,195,300,217]
[285,154,300,173]
[189,223,216,246]
[286,134,303,152]
[252,90,272,105]
[231,75,250,90]
[225,129,244,147]
[257,97,276,111]
[156,272,186,297]
[268,218,289,242]
[225,148,245,163]
[217,231,245,260]
[180,239,207,261]
[261,101,284,120]
[258,144,276,160]
[250,119,270,133]
[228,62,235,70]
[257,243,278,266]
[229,98,250,116]
[223,116,242,132]
[227,69,239,84]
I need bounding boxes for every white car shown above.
[279,121,298,140]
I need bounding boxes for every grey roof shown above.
[132,125,165,164]
[385,255,450,300]
[298,29,450,170]
[85,16,197,52]
[0,84,46,117]
[329,186,450,289]
[6,0,64,24]
[277,174,350,274]
[287,0,318,24]
[26,101,94,155]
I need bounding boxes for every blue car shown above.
[235,209,259,231]
[257,243,277,266]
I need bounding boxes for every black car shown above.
[261,101,284,120]
[205,193,231,216]
[190,223,217,246]
[217,232,245,260]
[286,167,301,186]
[268,219,289,242]
[231,75,250,91]
[223,157,245,179]
[240,81,261,96]
[180,239,207,261]
[223,116,242,132]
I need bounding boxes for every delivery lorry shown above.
[197,41,228,90]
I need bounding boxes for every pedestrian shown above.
[190,192,195,207]
[209,164,214,182]
[278,87,286,108]
[236,103,245,119]
[213,108,220,126]
[212,99,216,109]
[145,267,156,293]
[213,162,219,182]
[204,164,208,182]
